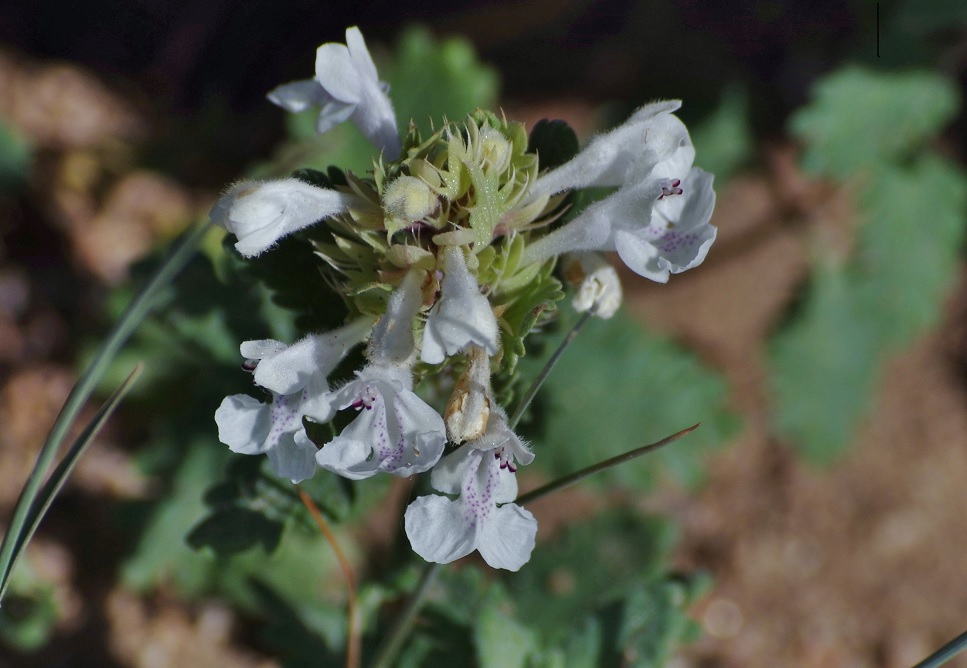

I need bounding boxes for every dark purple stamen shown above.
[658,178,683,200]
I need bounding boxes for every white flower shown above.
[523,167,716,283]
[368,270,424,365]
[315,363,446,480]
[562,252,623,319]
[521,99,716,283]
[528,100,693,199]
[404,406,536,571]
[211,178,362,257]
[314,272,446,479]
[267,27,401,157]
[215,392,319,484]
[421,246,499,364]
[213,320,372,483]
[609,167,716,282]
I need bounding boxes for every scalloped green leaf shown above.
[791,67,959,177]
[537,311,739,489]
[769,265,883,462]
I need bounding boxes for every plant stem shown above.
[369,562,441,668]
[913,630,967,668]
[298,487,360,668]
[515,423,699,506]
[508,305,595,430]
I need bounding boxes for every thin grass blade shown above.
[0,221,210,603]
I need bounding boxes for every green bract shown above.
[309,109,564,373]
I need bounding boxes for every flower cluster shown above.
[213,27,716,570]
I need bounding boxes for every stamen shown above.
[658,178,683,200]
[241,359,258,372]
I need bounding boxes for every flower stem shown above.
[298,487,360,668]
[912,630,967,668]
[515,423,700,506]
[508,305,596,430]
[369,562,441,668]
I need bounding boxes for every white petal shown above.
[476,503,538,571]
[313,33,400,157]
[215,395,269,454]
[253,319,372,395]
[565,252,623,319]
[430,444,478,495]
[345,27,379,84]
[404,494,477,564]
[390,388,447,476]
[240,339,287,360]
[267,79,330,112]
[319,365,445,479]
[314,429,377,480]
[369,271,424,365]
[315,43,362,103]
[521,178,662,266]
[211,178,359,257]
[315,99,356,135]
[266,431,317,483]
[420,247,498,364]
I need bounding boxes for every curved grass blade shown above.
[0,364,142,600]
[913,630,967,668]
[0,220,211,604]
[515,423,699,506]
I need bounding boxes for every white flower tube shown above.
[529,100,692,199]
[211,178,362,257]
[421,246,499,364]
[268,27,401,157]
[213,319,373,483]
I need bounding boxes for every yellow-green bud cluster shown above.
[310,109,564,372]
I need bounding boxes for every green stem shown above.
[369,562,441,668]
[508,305,595,430]
[0,221,211,602]
[515,423,699,506]
[913,630,967,668]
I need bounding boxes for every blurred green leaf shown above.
[0,565,58,652]
[537,310,738,489]
[509,511,673,636]
[121,441,227,595]
[770,264,882,462]
[528,119,580,171]
[855,155,967,345]
[186,507,283,555]
[475,599,541,668]
[616,577,707,668]
[557,616,602,668]
[791,67,959,177]
[0,120,31,192]
[690,86,751,182]
[772,66,966,463]
[388,26,499,137]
